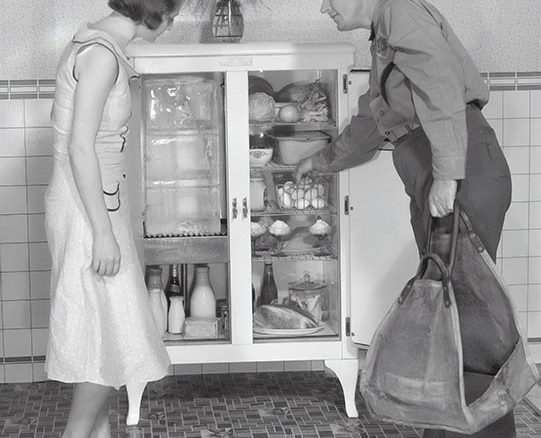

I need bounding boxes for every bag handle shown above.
[398,252,452,307]
[423,200,460,276]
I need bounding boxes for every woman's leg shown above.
[89,398,112,438]
[62,382,112,438]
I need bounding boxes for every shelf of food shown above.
[249,120,337,132]
[251,248,337,262]
[250,200,337,217]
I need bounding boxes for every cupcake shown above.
[269,220,291,237]
[251,221,266,238]
[309,218,331,236]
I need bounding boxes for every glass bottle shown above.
[168,295,185,334]
[190,264,216,318]
[260,262,278,306]
[165,264,182,308]
[146,266,168,338]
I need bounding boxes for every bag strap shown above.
[398,252,452,306]
[423,201,460,275]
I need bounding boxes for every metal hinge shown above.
[346,317,351,336]
[344,196,350,216]
[342,74,349,94]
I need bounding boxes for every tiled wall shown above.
[0,75,540,383]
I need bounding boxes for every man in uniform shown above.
[296,1,514,437]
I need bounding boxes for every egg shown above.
[280,192,293,208]
[304,188,320,202]
[311,197,327,209]
[296,198,310,210]
[313,183,326,196]
[283,181,296,193]
[276,187,285,197]
[290,188,305,201]
[278,104,301,123]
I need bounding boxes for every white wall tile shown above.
[3,329,32,357]
[25,127,54,156]
[31,328,49,356]
[229,362,257,373]
[4,364,33,383]
[26,156,53,185]
[495,256,503,274]
[504,147,530,174]
[24,99,52,128]
[507,285,528,312]
[256,361,285,372]
[201,363,229,374]
[0,186,27,214]
[530,257,541,284]
[29,242,51,271]
[502,229,529,257]
[1,271,30,300]
[528,284,541,312]
[27,185,47,213]
[32,362,47,382]
[503,119,530,147]
[0,365,4,384]
[530,230,541,257]
[0,157,25,185]
[531,146,541,173]
[0,128,25,157]
[502,257,528,285]
[0,101,24,128]
[532,90,541,118]
[528,311,541,338]
[531,174,541,201]
[511,174,530,202]
[28,214,46,242]
[518,312,528,337]
[31,299,50,328]
[503,90,530,119]
[0,214,28,243]
[30,271,51,299]
[0,243,29,271]
[487,119,503,144]
[503,202,529,230]
[531,202,541,228]
[484,90,503,119]
[0,331,3,355]
[2,301,31,329]
[531,119,541,146]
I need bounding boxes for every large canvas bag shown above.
[359,205,540,434]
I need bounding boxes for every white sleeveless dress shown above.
[44,24,170,389]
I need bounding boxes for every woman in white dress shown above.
[45,1,182,436]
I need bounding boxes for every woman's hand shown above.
[428,179,457,217]
[92,230,121,277]
[295,156,314,183]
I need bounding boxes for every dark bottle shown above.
[260,262,278,306]
[164,264,182,308]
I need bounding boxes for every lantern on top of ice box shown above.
[212,0,244,43]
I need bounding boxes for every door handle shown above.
[232,198,238,219]
[242,197,248,218]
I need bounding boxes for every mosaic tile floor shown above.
[1,371,540,437]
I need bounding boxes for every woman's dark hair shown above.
[109,0,181,30]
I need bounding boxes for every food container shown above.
[268,131,330,165]
[250,172,268,211]
[249,148,273,167]
[288,273,328,323]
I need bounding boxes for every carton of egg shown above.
[275,179,328,210]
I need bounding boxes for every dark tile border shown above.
[1,71,541,99]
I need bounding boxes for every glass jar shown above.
[250,173,267,212]
[288,272,328,323]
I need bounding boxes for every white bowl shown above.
[249,148,273,167]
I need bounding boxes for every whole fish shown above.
[253,304,318,329]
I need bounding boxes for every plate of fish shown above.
[252,303,324,336]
